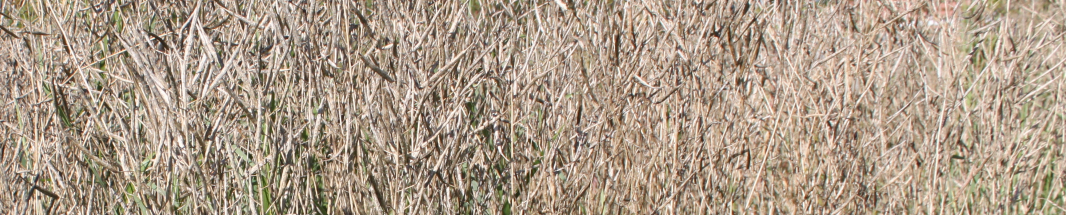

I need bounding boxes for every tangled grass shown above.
[2,0,1065,214]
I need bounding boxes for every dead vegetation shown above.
[1,0,1065,214]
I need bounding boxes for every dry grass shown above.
[2,0,1065,214]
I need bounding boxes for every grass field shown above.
[2,0,1065,214]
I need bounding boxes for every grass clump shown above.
[1,0,1065,214]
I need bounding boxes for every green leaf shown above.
[234,146,251,164]
[502,200,512,215]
